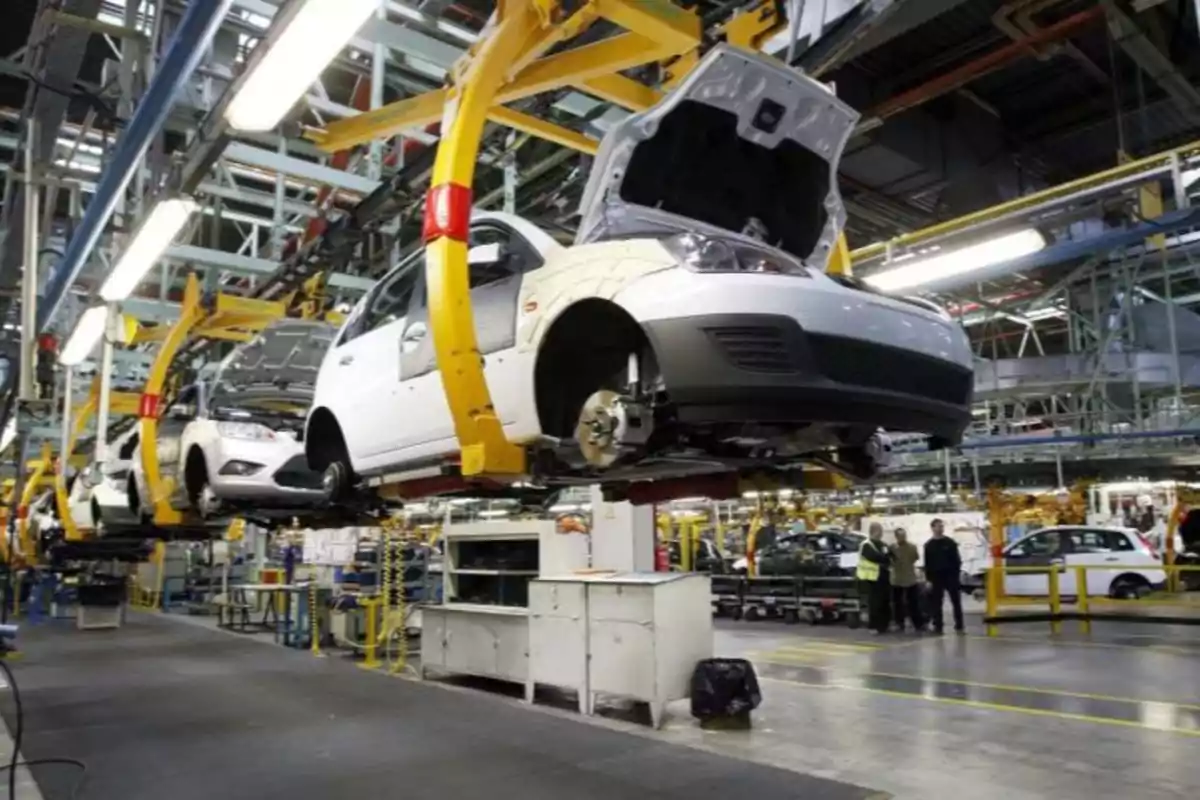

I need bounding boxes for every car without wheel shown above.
[304,46,975,502]
[129,319,336,519]
[962,525,1167,599]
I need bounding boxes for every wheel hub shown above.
[575,390,653,468]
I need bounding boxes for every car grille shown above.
[807,333,972,406]
[273,455,324,490]
[706,325,800,374]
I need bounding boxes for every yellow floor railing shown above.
[984,564,1200,636]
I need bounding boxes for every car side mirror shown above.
[467,242,503,265]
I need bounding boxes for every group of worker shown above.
[856,518,965,634]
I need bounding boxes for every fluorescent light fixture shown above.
[0,417,14,453]
[865,229,1046,293]
[59,305,108,366]
[100,197,198,301]
[225,0,380,132]
[477,509,510,518]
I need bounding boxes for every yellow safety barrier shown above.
[984,563,1200,637]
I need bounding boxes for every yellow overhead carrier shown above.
[305,0,801,480]
[52,380,143,542]
[138,274,290,527]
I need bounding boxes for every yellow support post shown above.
[1047,566,1061,635]
[826,234,852,277]
[422,0,548,478]
[140,274,206,527]
[984,567,999,637]
[745,514,763,578]
[358,596,382,670]
[17,444,53,564]
[1075,566,1090,635]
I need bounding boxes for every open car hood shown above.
[214,319,336,393]
[575,45,859,269]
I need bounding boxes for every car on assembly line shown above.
[304,46,975,501]
[961,525,1167,599]
[731,529,864,576]
[129,320,336,519]
[67,427,142,532]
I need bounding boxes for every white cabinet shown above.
[528,573,712,728]
[420,521,587,688]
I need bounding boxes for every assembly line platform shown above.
[5,615,874,800]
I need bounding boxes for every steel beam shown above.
[38,0,235,332]
[162,245,374,293]
[223,141,381,195]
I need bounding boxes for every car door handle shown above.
[339,354,354,366]
[1104,557,1119,562]
[403,323,427,342]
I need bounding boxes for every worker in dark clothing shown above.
[857,523,892,634]
[923,518,964,634]
[889,528,922,632]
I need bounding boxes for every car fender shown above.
[514,239,677,353]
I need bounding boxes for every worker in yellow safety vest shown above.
[857,523,893,634]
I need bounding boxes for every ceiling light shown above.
[59,305,108,366]
[100,197,198,301]
[865,229,1046,293]
[0,417,14,453]
[226,0,379,132]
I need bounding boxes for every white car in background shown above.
[67,427,141,531]
[305,46,975,501]
[130,320,336,519]
[963,525,1166,599]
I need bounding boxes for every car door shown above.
[322,254,422,464]
[1075,529,1141,597]
[1002,530,1063,596]
[395,220,546,454]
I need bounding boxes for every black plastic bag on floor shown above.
[690,657,762,720]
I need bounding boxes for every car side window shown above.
[1066,531,1112,554]
[341,256,422,345]
[468,222,544,289]
[117,433,139,460]
[1017,532,1060,557]
[1108,531,1136,552]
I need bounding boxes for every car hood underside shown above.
[575,44,859,270]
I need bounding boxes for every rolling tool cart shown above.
[711,574,745,619]
[797,575,865,628]
[742,576,802,622]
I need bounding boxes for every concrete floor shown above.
[671,619,1200,800]
[7,609,1200,800]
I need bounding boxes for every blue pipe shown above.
[37,0,235,332]
[959,428,1200,450]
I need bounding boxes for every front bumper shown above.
[208,437,325,504]
[641,312,973,441]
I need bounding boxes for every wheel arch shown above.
[532,297,655,439]
[1108,571,1151,597]
[305,407,350,473]
[184,445,210,499]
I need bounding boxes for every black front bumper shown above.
[641,313,973,441]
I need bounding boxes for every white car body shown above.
[67,427,141,531]
[962,525,1167,598]
[306,47,974,497]
[130,320,335,518]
